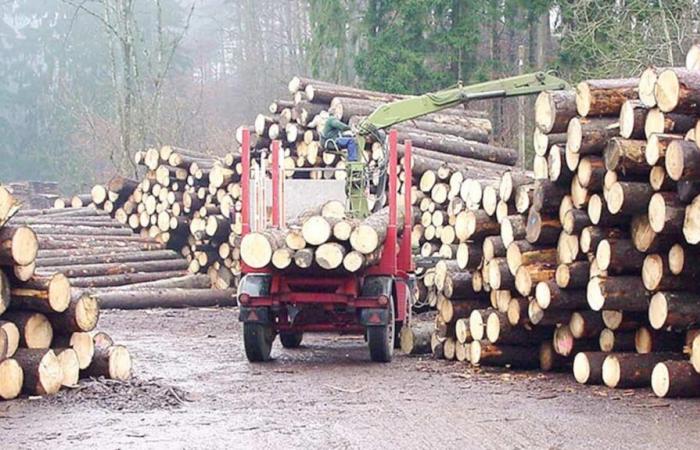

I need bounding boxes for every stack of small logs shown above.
[83,146,243,290]
[0,185,132,401]
[241,200,408,273]
[415,45,700,400]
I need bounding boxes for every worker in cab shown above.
[321,116,359,162]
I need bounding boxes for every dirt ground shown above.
[3,308,700,449]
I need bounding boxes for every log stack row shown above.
[82,146,243,290]
[415,46,700,399]
[0,186,133,401]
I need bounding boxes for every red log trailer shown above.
[237,129,415,362]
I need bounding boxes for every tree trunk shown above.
[576,78,639,117]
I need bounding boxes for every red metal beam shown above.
[241,128,251,236]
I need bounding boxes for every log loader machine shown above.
[238,72,570,363]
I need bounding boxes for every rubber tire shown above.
[367,301,395,363]
[243,323,275,362]
[280,332,303,349]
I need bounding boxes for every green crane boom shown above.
[346,71,570,218]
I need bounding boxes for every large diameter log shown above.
[644,108,695,138]
[2,311,52,348]
[46,293,99,333]
[535,90,577,133]
[655,68,700,114]
[82,345,132,381]
[604,138,648,176]
[400,321,434,355]
[0,226,39,266]
[649,291,700,330]
[602,352,683,389]
[606,181,654,216]
[13,348,63,395]
[573,352,609,385]
[587,276,650,312]
[665,139,700,181]
[240,230,286,269]
[652,360,700,398]
[350,206,404,255]
[469,340,540,369]
[576,78,639,117]
[0,358,23,400]
[97,288,236,309]
[10,273,72,314]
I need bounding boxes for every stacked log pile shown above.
[0,185,133,401]
[423,45,700,399]
[81,146,243,290]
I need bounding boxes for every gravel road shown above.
[2,308,699,449]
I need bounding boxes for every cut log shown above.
[606,181,654,215]
[54,348,80,386]
[576,78,639,117]
[46,293,99,333]
[526,209,560,245]
[535,281,587,310]
[595,238,645,274]
[0,358,23,400]
[635,327,684,353]
[555,261,590,289]
[652,360,700,398]
[350,207,403,255]
[649,291,700,330]
[535,90,577,133]
[10,273,72,314]
[315,243,346,270]
[573,352,608,385]
[68,270,189,288]
[400,321,433,355]
[619,100,648,139]
[81,345,132,381]
[13,348,63,395]
[599,328,635,352]
[666,139,700,181]
[470,341,540,369]
[0,226,39,266]
[587,276,649,312]
[240,229,286,269]
[514,263,555,297]
[644,108,695,138]
[96,288,236,310]
[566,117,618,155]
[53,332,94,369]
[569,311,604,339]
[655,68,700,114]
[2,311,52,348]
[604,138,648,176]
[540,341,571,372]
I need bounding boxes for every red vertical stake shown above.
[402,139,413,271]
[388,130,398,273]
[241,128,251,236]
[271,140,281,227]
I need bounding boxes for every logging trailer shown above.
[238,72,570,363]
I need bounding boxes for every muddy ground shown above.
[2,308,700,449]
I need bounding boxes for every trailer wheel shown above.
[243,323,275,362]
[367,301,395,362]
[280,332,303,349]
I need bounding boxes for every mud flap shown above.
[360,308,389,326]
[239,307,271,324]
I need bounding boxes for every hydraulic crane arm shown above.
[347,71,570,219]
[356,71,570,145]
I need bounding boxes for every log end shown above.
[0,358,23,400]
[573,352,592,384]
[648,292,668,331]
[655,69,680,113]
[601,354,621,388]
[240,233,273,269]
[56,348,80,387]
[49,273,72,313]
[586,278,605,311]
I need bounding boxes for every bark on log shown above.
[81,345,132,381]
[535,90,577,134]
[652,360,700,398]
[573,352,608,385]
[470,341,540,369]
[619,100,648,139]
[666,139,700,181]
[649,291,700,330]
[576,78,639,117]
[13,348,63,395]
[655,68,700,114]
[566,117,619,155]
[587,276,650,312]
[400,321,433,355]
